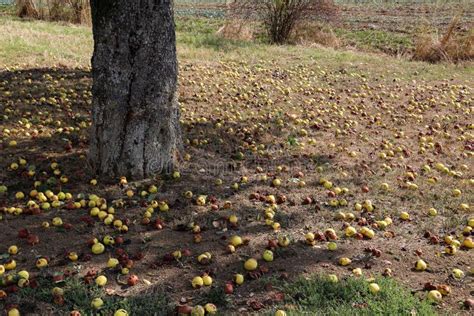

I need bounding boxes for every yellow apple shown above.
[345,226,357,237]
[114,309,129,316]
[327,274,338,283]
[204,303,217,314]
[427,290,442,303]
[263,250,274,262]
[244,258,258,271]
[202,274,213,286]
[91,297,104,309]
[339,257,352,266]
[415,259,427,271]
[192,276,204,288]
[234,274,244,285]
[7,308,20,316]
[17,270,29,279]
[8,245,18,255]
[107,258,119,268]
[327,242,337,251]
[462,237,473,249]
[452,268,464,279]
[230,235,243,247]
[369,283,380,294]
[95,275,107,287]
[35,258,48,269]
[191,305,205,316]
[91,242,105,255]
[400,212,410,220]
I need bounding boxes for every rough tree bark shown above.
[89,0,181,180]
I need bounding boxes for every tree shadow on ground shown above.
[0,67,342,314]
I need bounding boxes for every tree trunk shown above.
[89,0,181,180]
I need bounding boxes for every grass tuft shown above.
[281,275,436,315]
[13,276,171,315]
[413,16,474,63]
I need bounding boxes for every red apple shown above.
[127,274,139,286]
[18,228,29,239]
[27,234,40,245]
[224,282,234,294]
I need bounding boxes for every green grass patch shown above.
[176,17,253,51]
[12,276,171,315]
[336,29,414,55]
[280,275,436,316]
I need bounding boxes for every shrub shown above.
[230,0,339,44]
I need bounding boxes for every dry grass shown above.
[0,15,93,68]
[15,0,91,24]
[216,19,255,41]
[291,22,340,48]
[414,16,474,63]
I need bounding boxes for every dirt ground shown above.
[0,51,473,315]
[338,1,474,33]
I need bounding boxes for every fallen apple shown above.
[415,259,427,271]
[202,274,213,286]
[91,242,105,255]
[244,258,258,271]
[127,274,139,286]
[327,242,337,251]
[427,290,442,303]
[263,250,274,262]
[428,208,438,216]
[114,309,129,316]
[191,305,205,316]
[327,274,338,283]
[224,282,233,294]
[68,252,78,261]
[400,211,410,220]
[35,258,48,269]
[17,270,29,279]
[369,283,380,294]
[339,257,351,266]
[234,273,244,285]
[462,237,473,249]
[7,308,20,316]
[95,275,107,287]
[192,276,204,288]
[8,245,18,255]
[230,235,243,247]
[204,303,217,314]
[91,298,104,309]
[452,268,464,279]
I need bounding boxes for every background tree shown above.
[89,0,181,180]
